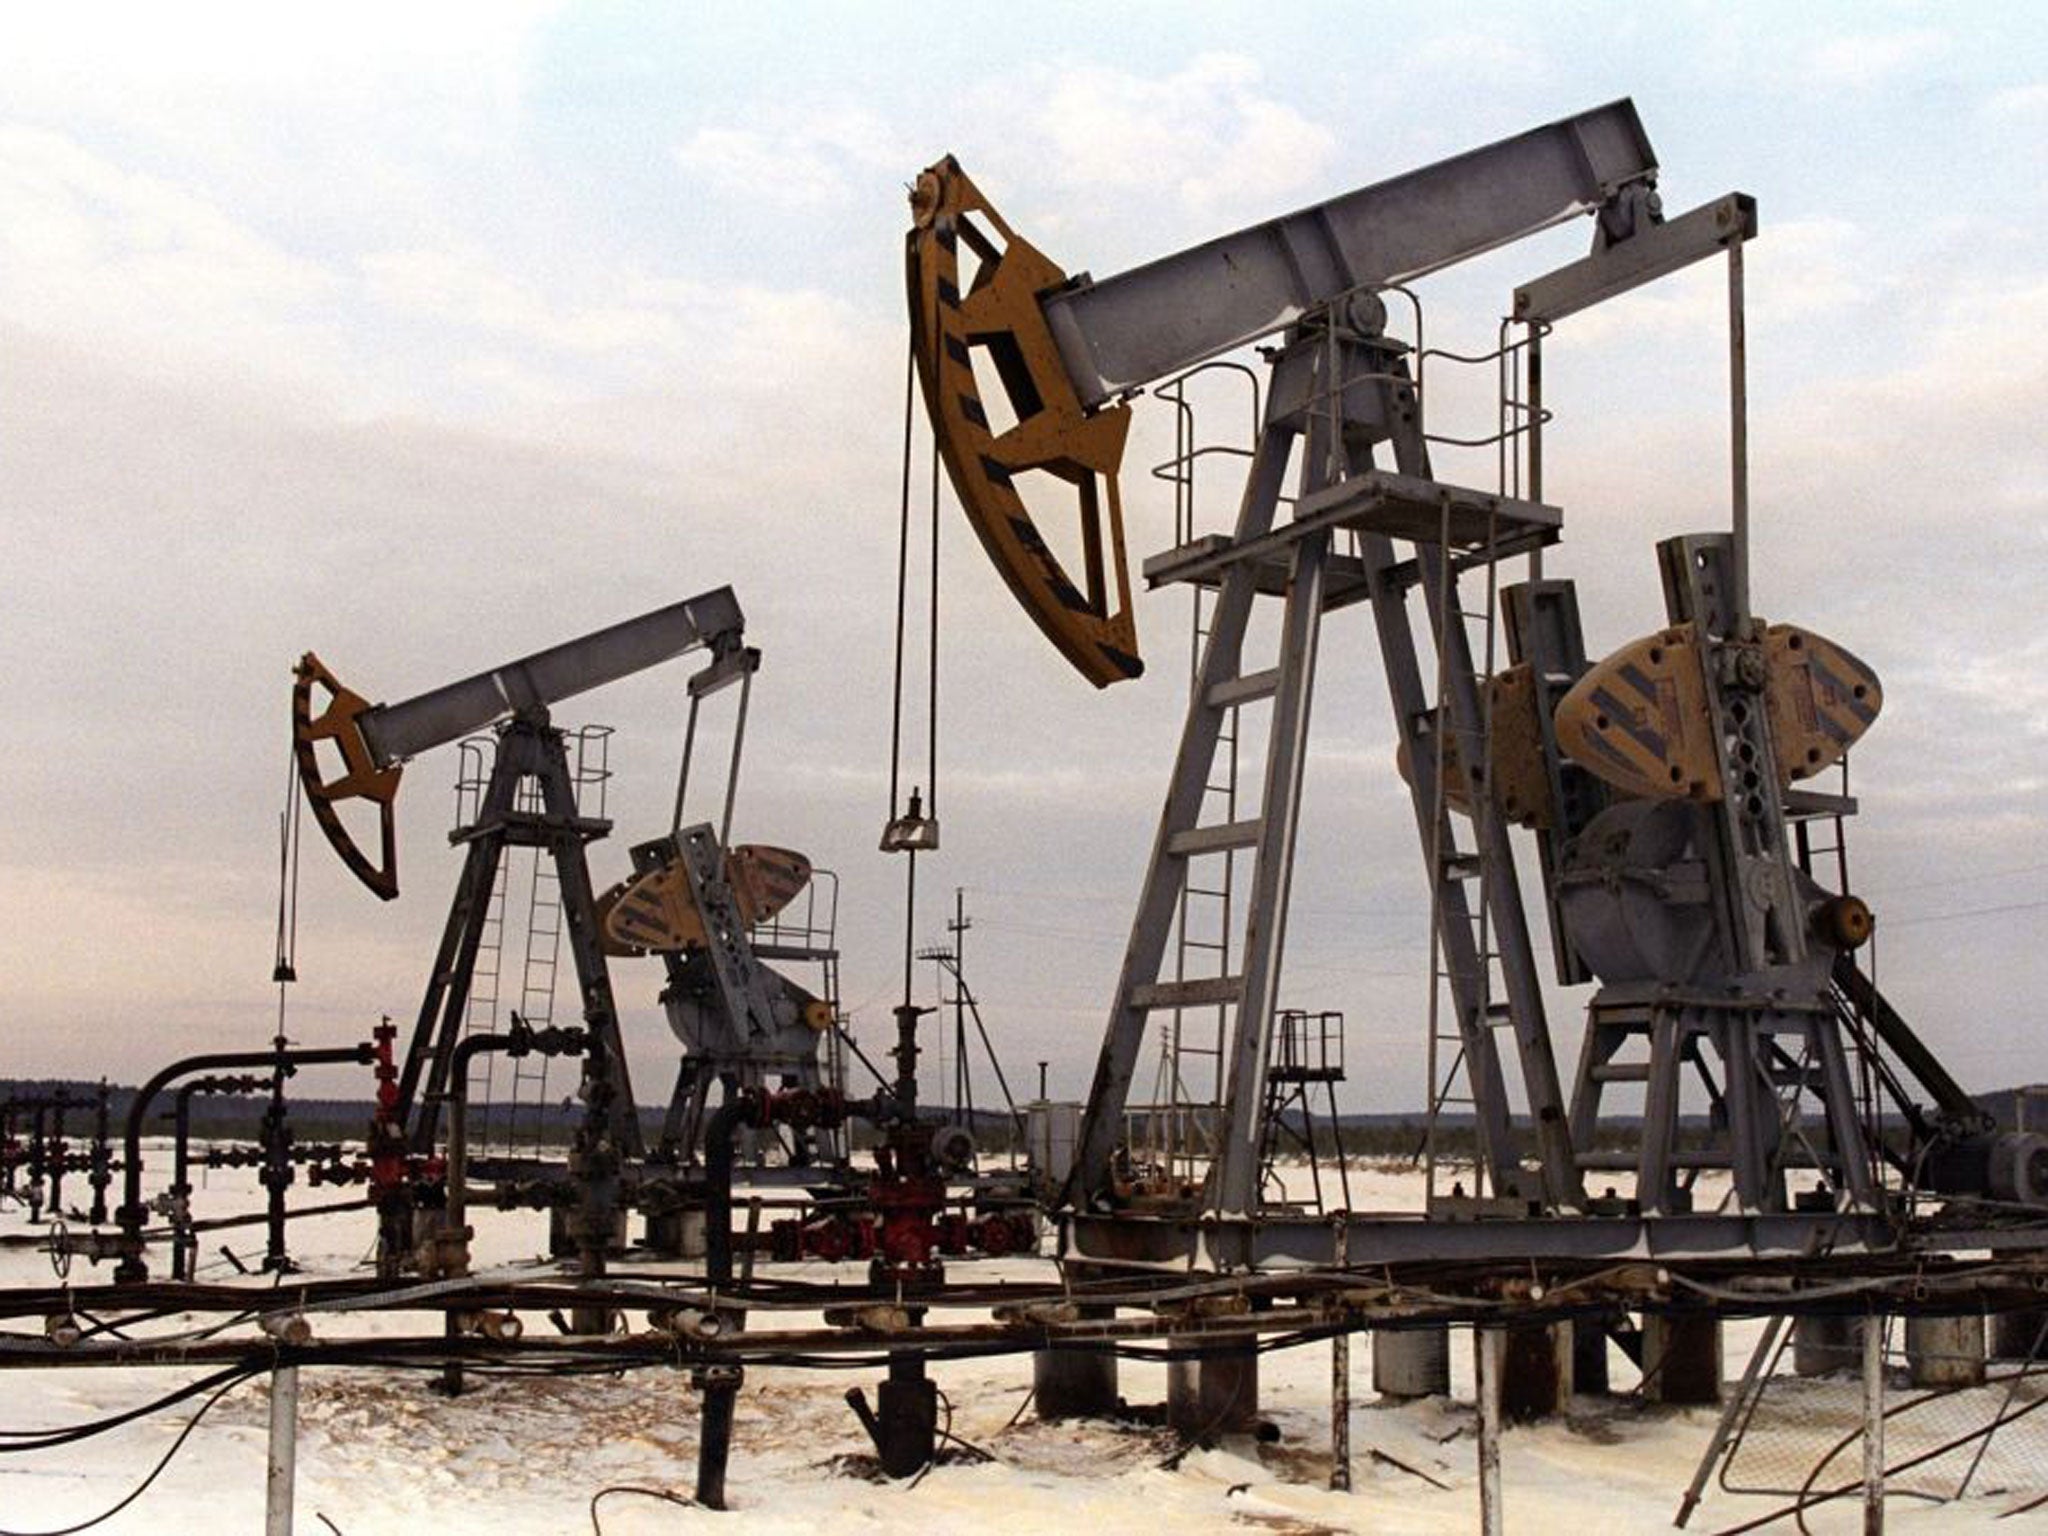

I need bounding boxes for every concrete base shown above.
[1034,1342,1119,1419]
[549,1205,629,1260]
[1991,1309,2048,1361]
[1500,1321,1572,1422]
[1373,1326,1450,1399]
[1642,1314,1722,1405]
[1167,1342,1259,1436]
[642,1208,707,1260]
[1906,1314,1986,1388]
[1573,1316,1613,1396]
[1793,1314,1865,1377]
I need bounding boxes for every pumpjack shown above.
[291,589,1036,1285]
[291,589,840,1269]
[908,99,2045,1271]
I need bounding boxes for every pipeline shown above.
[695,1089,754,1510]
[168,1075,268,1281]
[88,1083,111,1226]
[438,1022,584,1398]
[703,1093,752,1291]
[116,1041,375,1283]
[46,1090,68,1218]
[444,1023,587,1259]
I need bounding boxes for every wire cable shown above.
[885,336,917,821]
[588,1484,697,1533]
[0,1369,250,1536]
[0,1365,254,1449]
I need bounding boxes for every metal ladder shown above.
[454,737,511,1150]
[1258,1009,1352,1214]
[508,725,610,1153]
[1420,509,1511,1203]
[1406,319,1578,1209]
[1071,307,1581,1220]
[1136,364,1262,1192]
[510,824,563,1152]
[1075,401,1326,1217]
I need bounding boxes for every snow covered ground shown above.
[2,1158,2045,1534]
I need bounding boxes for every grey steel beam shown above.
[1513,194,1756,324]
[1500,580,1603,987]
[1362,364,1580,1208]
[362,588,745,765]
[1070,423,1297,1206]
[1660,535,1805,973]
[1042,101,1657,406]
[1833,957,1987,1129]
[1145,469,1558,593]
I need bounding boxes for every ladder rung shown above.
[1207,668,1281,708]
[1131,976,1243,1010]
[1440,852,1483,880]
[1590,1062,1651,1084]
[1769,1070,1824,1090]
[1169,819,1263,857]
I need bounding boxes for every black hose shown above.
[703,1095,753,1289]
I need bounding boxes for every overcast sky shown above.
[3,3,2045,1120]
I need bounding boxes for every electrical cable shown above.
[0,1365,254,1448]
[903,1384,963,1490]
[926,420,940,817]
[588,1484,698,1533]
[999,1385,1036,1431]
[0,1368,250,1536]
[885,336,916,823]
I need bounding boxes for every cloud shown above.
[675,108,910,210]
[1536,216,1877,350]
[1984,81,2048,119]
[1406,28,1547,84]
[1034,53,1336,222]
[4,25,2045,1108]
[359,246,696,358]
[1807,27,1951,88]
[0,5,558,128]
[0,126,344,389]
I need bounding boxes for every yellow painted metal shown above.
[595,844,812,956]
[1392,664,1555,828]
[907,157,1141,688]
[291,653,403,901]
[1556,622,1881,802]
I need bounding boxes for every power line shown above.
[1882,896,2048,930]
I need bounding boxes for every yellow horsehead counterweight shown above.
[906,158,1141,688]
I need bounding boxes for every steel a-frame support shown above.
[1346,363,1576,1208]
[1071,324,1580,1223]
[396,711,640,1157]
